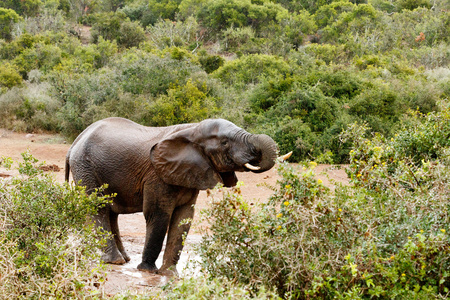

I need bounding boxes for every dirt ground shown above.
[0,129,349,296]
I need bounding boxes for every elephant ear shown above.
[150,131,222,190]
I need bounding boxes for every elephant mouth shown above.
[219,171,238,187]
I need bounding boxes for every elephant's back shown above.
[72,118,160,150]
[67,117,196,177]
[69,118,157,167]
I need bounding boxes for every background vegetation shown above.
[0,0,448,162]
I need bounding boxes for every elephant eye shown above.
[221,140,229,146]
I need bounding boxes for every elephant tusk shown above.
[244,163,261,171]
[278,151,293,161]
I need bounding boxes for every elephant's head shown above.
[150,119,279,190]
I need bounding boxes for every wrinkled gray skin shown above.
[65,117,278,275]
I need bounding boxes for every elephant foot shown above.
[157,265,178,277]
[102,251,126,265]
[137,261,158,273]
[120,250,131,262]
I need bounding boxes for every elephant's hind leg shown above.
[93,206,127,265]
[72,165,126,264]
[110,211,131,262]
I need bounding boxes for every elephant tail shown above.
[65,153,70,182]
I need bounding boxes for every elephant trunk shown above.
[249,134,278,172]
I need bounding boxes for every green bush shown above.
[193,104,450,298]
[50,48,209,138]
[369,7,450,54]
[256,116,317,162]
[197,0,288,33]
[146,17,199,49]
[73,36,118,70]
[13,42,62,77]
[303,43,346,65]
[407,43,450,69]
[20,3,66,35]
[198,51,225,74]
[0,8,22,41]
[272,0,334,14]
[0,32,40,60]
[160,273,280,299]
[391,108,450,164]
[425,67,450,99]
[0,152,109,298]
[90,11,127,43]
[0,0,42,17]
[50,67,121,138]
[265,10,317,52]
[196,165,338,298]
[314,1,355,28]
[148,79,218,126]
[249,75,294,112]
[348,84,401,135]
[0,83,61,132]
[320,3,380,46]
[0,61,22,89]
[354,54,386,70]
[305,68,363,100]
[117,20,146,48]
[249,79,349,162]
[120,0,156,27]
[221,26,256,52]
[112,49,203,95]
[147,0,182,22]
[213,54,291,87]
[163,46,193,60]
[396,0,432,10]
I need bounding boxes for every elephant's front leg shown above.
[137,209,171,273]
[159,191,198,276]
[137,183,174,273]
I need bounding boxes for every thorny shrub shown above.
[192,104,450,299]
[0,152,110,299]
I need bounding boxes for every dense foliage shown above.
[0,152,110,299]
[165,103,450,299]
[0,0,448,162]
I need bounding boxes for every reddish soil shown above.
[0,129,349,296]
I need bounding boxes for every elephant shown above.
[65,117,284,275]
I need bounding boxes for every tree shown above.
[0,62,22,88]
[0,8,22,41]
[0,0,42,17]
[198,0,288,33]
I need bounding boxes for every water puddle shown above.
[104,234,202,293]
